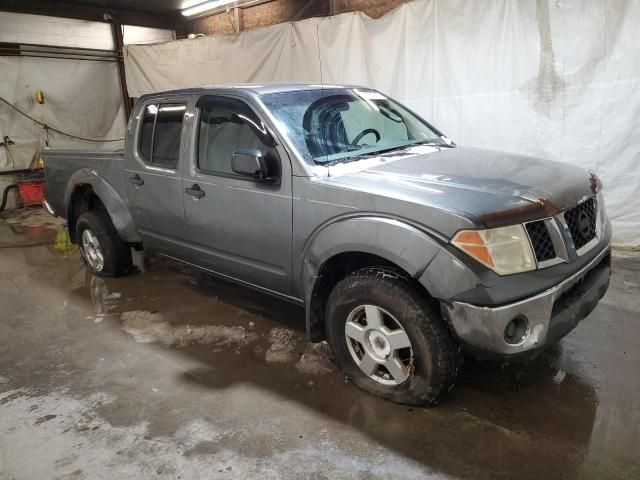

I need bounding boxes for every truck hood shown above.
[325,146,599,228]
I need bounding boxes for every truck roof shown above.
[138,83,368,99]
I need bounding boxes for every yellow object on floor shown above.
[53,228,77,256]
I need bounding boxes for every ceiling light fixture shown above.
[181,0,208,8]
[181,0,236,16]
[182,0,206,7]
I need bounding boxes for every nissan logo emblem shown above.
[578,211,591,238]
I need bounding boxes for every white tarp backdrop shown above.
[0,12,174,174]
[125,0,640,247]
[0,56,126,168]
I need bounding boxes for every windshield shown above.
[261,88,445,165]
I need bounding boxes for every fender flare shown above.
[300,215,444,339]
[65,169,141,243]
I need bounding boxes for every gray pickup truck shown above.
[43,84,611,405]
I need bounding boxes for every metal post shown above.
[329,0,338,16]
[234,2,241,31]
[105,13,133,120]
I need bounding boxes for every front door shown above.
[182,95,293,296]
[125,100,188,256]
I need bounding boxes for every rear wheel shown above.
[325,267,462,406]
[76,210,132,277]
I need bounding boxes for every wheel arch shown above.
[65,170,140,244]
[301,216,444,341]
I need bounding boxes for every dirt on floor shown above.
[0,207,639,479]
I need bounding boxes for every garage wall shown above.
[180,0,405,36]
[125,0,639,247]
[0,12,175,49]
[183,0,329,36]
[0,56,126,164]
[0,11,116,49]
[0,12,174,206]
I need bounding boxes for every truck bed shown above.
[43,149,125,219]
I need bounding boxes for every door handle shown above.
[128,174,144,186]
[185,184,205,199]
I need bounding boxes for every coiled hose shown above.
[0,184,18,212]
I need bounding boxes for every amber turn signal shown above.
[451,225,536,275]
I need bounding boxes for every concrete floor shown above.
[0,207,639,480]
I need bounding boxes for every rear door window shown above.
[139,104,156,162]
[137,103,186,169]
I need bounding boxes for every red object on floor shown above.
[17,181,45,205]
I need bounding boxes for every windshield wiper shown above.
[323,143,420,166]
[413,140,456,148]
[354,144,418,158]
[322,148,396,167]
[322,140,454,167]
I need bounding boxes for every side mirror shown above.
[232,149,273,181]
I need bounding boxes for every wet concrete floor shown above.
[0,207,639,479]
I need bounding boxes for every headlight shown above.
[451,225,536,275]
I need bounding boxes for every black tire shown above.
[325,267,462,406]
[76,210,133,277]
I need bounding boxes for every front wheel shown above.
[325,268,462,406]
[76,210,132,277]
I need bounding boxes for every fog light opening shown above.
[504,316,529,345]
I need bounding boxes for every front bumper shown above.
[442,243,611,357]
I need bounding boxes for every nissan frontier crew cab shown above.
[43,84,612,406]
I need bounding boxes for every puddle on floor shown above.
[0,206,68,249]
[1,207,639,479]
[120,309,257,348]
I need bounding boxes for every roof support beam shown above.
[0,0,179,29]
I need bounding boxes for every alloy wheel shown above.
[345,304,414,385]
[81,229,104,272]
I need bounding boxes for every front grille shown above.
[565,198,597,250]
[525,220,556,262]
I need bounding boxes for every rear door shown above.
[125,99,189,256]
[181,95,294,296]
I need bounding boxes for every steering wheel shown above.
[350,128,381,147]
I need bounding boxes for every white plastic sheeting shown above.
[0,57,126,167]
[0,12,174,176]
[124,0,639,246]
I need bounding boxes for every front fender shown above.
[300,216,444,338]
[66,169,141,243]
